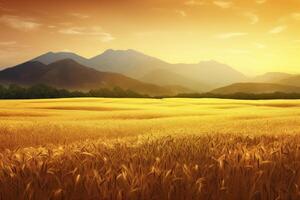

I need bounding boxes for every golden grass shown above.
[1,98,300,199]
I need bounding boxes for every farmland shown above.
[1,98,300,199]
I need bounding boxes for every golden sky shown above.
[0,0,300,75]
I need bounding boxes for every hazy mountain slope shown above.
[171,60,248,87]
[141,69,211,92]
[32,52,89,66]
[89,50,247,88]
[211,83,300,94]
[252,72,293,83]
[0,59,175,96]
[163,85,195,94]
[89,49,169,78]
[0,61,47,85]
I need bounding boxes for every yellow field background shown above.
[1,98,300,149]
[1,98,300,199]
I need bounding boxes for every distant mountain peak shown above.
[32,51,88,65]
[101,49,114,54]
[34,51,55,58]
[95,49,147,58]
[104,48,139,53]
[43,51,55,55]
[38,51,81,57]
[125,49,142,54]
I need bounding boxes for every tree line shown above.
[1,84,300,99]
[0,84,147,99]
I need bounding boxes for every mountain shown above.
[0,61,47,84]
[89,49,169,78]
[32,49,247,90]
[32,52,90,66]
[141,69,209,92]
[89,51,247,88]
[252,72,293,83]
[210,82,300,94]
[0,59,175,96]
[170,60,247,88]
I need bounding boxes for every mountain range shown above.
[0,59,175,96]
[1,49,300,96]
[32,49,247,92]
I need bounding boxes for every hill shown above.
[210,82,300,94]
[0,59,175,96]
[278,75,300,87]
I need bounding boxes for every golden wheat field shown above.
[1,98,300,199]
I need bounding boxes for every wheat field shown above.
[1,98,300,199]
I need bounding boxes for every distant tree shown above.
[0,85,7,98]
[58,89,72,98]
[125,89,144,98]
[70,90,86,97]
[6,84,27,99]
[26,84,54,98]
[89,88,111,97]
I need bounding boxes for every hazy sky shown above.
[0,0,300,75]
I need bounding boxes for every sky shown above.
[0,0,300,75]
